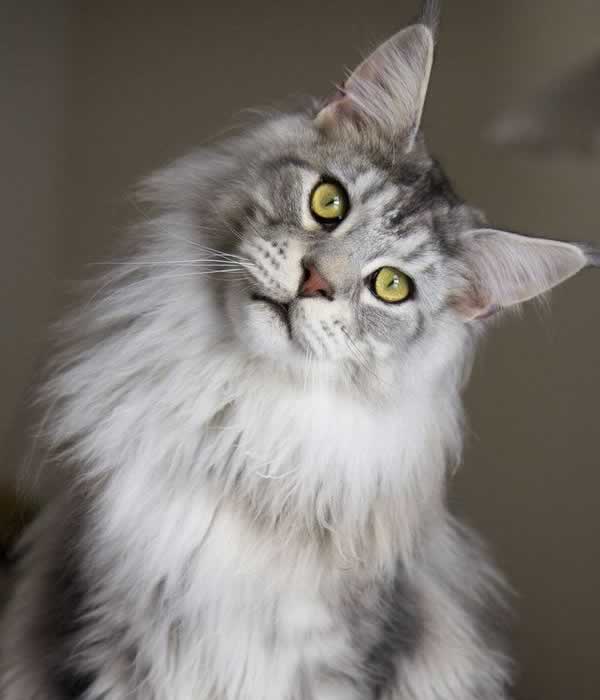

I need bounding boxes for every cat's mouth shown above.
[250,294,291,335]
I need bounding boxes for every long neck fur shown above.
[43,212,472,604]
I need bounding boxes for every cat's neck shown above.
[82,346,463,581]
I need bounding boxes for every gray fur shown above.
[1,2,595,698]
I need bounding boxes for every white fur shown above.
[0,200,506,698]
[0,12,529,695]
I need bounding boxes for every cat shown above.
[1,2,598,698]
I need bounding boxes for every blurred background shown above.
[2,1,599,697]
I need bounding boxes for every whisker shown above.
[177,243,254,264]
[90,259,249,267]
[152,270,251,279]
[340,328,386,387]
[204,204,247,245]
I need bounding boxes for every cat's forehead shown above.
[256,123,469,240]
[255,114,427,177]
[265,116,461,206]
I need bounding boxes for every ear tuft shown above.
[418,0,442,38]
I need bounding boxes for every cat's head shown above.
[142,1,598,392]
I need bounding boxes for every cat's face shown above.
[223,118,478,381]
[146,14,595,388]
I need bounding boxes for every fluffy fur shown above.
[2,3,597,698]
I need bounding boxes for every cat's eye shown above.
[310,181,349,224]
[371,267,413,304]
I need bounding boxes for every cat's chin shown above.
[226,290,295,361]
[226,290,356,367]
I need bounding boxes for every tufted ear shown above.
[453,228,600,320]
[315,2,439,148]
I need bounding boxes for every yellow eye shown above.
[310,181,349,223]
[372,267,413,304]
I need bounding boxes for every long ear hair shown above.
[315,2,440,149]
[452,228,600,320]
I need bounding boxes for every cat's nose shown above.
[298,261,334,300]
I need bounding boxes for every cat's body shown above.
[1,3,598,698]
[2,393,508,700]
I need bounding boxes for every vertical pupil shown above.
[311,183,347,222]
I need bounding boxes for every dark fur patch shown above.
[386,159,465,260]
[42,511,96,699]
[362,563,423,698]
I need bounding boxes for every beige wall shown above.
[2,1,599,698]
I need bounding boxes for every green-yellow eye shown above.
[371,267,413,304]
[310,181,349,224]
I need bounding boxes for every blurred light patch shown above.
[488,54,600,156]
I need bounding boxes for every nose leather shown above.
[298,263,334,300]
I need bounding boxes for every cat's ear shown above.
[315,4,438,147]
[453,228,600,320]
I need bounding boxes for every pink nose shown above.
[299,263,334,300]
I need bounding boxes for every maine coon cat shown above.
[2,2,599,698]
